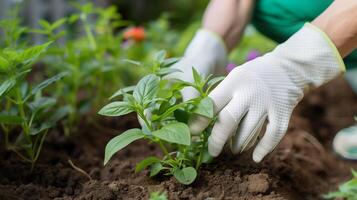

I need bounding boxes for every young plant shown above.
[149,191,167,200]
[0,42,68,169]
[99,50,224,185]
[324,169,357,200]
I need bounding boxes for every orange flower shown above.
[123,26,145,42]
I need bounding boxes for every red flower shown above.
[123,26,145,42]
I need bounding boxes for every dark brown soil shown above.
[1,76,357,200]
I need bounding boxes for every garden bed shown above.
[1,76,357,200]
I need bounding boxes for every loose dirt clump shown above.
[1,76,357,200]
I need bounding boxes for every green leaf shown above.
[207,76,225,88]
[122,59,142,67]
[133,74,160,105]
[135,157,161,173]
[25,72,67,101]
[192,67,202,85]
[156,68,181,76]
[192,97,214,118]
[150,162,163,177]
[28,97,57,112]
[155,50,166,63]
[149,192,168,200]
[352,169,357,178]
[38,19,51,29]
[16,42,52,65]
[0,55,10,73]
[162,57,180,68]
[98,101,134,117]
[109,86,136,100]
[0,78,16,99]
[30,123,52,135]
[0,115,23,124]
[202,149,214,164]
[104,129,144,165]
[47,105,72,124]
[152,122,190,145]
[50,18,67,30]
[173,167,197,185]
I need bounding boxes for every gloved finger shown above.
[252,113,290,163]
[230,111,267,154]
[188,71,238,134]
[188,114,211,135]
[181,86,200,101]
[208,99,248,157]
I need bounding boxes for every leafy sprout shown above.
[99,50,224,185]
[324,169,357,200]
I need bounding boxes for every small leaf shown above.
[192,67,202,85]
[28,97,57,112]
[0,115,23,124]
[135,157,161,173]
[122,59,142,67]
[30,123,52,135]
[0,78,16,99]
[173,167,197,185]
[50,18,67,30]
[155,50,166,63]
[0,55,10,73]
[149,191,168,200]
[192,97,214,118]
[16,42,52,66]
[161,57,180,68]
[38,19,51,29]
[156,68,182,76]
[47,105,72,124]
[109,86,136,100]
[150,162,163,177]
[152,122,190,145]
[202,149,214,164]
[352,169,357,178]
[25,72,68,101]
[207,76,225,87]
[133,74,160,105]
[98,101,134,117]
[104,129,144,165]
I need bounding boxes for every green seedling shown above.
[324,169,357,200]
[99,50,224,185]
[0,42,68,169]
[40,3,141,136]
[149,191,167,200]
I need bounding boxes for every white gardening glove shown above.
[168,29,227,101]
[189,23,345,162]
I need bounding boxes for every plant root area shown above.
[1,76,357,200]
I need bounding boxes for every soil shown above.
[1,76,357,200]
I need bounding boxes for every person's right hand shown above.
[167,29,227,101]
[189,23,345,162]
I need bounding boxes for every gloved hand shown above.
[168,29,227,101]
[189,23,345,162]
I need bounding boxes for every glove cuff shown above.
[185,29,228,72]
[270,23,346,90]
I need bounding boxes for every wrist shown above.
[311,0,357,57]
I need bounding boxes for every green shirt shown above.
[252,0,357,69]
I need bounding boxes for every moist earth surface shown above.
[1,76,357,200]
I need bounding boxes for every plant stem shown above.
[158,140,170,156]
[196,131,208,170]
[81,14,97,50]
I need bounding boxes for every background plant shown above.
[0,41,68,169]
[324,170,357,200]
[99,50,224,185]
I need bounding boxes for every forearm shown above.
[202,0,255,51]
[312,0,357,57]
